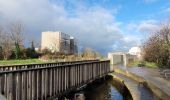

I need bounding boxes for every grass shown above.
[145,62,158,68]
[100,57,109,61]
[128,60,158,69]
[128,60,141,67]
[0,59,46,65]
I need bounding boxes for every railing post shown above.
[7,73,13,100]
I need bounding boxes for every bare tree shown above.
[82,48,101,60]
[142,22,170,68]
[9,22,24,59]
[160,23,170,66]
[0,27,13,60]
[0,26,3,59]
[2,34,13,60]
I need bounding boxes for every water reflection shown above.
[84,77,132,100]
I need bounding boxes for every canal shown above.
[60,76,132,100]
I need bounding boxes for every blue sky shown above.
[0,0,170,55]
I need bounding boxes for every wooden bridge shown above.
[0,60,110,100]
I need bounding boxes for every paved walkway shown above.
[114,66,170,99]
[119,66,162,77]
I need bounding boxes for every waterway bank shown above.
[58,76,132,100]
[113,67,170,100]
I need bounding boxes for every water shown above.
[84,80,123,100]
[84,77,132,100]
[64,76,132,100]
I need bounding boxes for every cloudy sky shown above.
[0,0,170,55]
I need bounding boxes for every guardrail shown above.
[160,69,170,79]
[0,60,110,100]
[0,60,99,71]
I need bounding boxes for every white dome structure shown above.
[129,47,141,55]
[128,47,142,60]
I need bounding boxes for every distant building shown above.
[41,31,78,54]
[108,52,137,66]
[108,52,124,65]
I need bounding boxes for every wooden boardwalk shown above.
[0,60,110,100]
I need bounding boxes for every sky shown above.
[0,0,170,55]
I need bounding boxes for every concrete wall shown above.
[108,53,123,65]
[123,54,137,66]
[108,52,137,66]
[41,31,60,52]
[112,55,123,65]
[108,53,114,64]
[41,31,72,54]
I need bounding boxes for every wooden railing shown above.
[0,60,110,100]
[0,60,99,71]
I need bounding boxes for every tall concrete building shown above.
[41,31,78,54]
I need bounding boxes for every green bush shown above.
[21,48,39,59]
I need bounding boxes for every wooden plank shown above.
[7,73,13,100]
[41,69,45,100]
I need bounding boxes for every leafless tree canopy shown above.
[82,48,101,59]
[0,26,13,60]
[142,22,170,68]
[0,22,24,60]
[9,22,23,45]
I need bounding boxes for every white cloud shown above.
[122,19,160,49]
[138,20,159,33]
[111,35,141,52]
[126,20,159,33]
[0,0,131,54]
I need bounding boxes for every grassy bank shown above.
[128,60,158,69]
[0,59,45,65]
